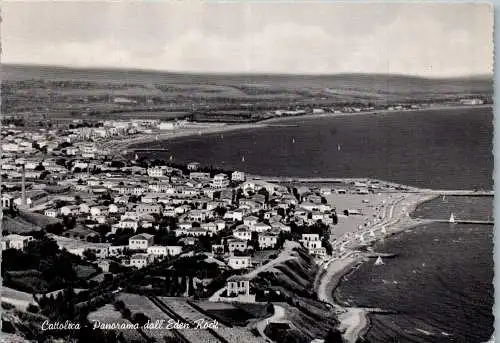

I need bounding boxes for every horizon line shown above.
[1,63,493,80]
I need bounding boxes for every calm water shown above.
[335,197,494,343]
[137,107,493,190]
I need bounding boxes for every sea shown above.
[135,106,494,342]
[334,196,494,343]
[135,106,493,190]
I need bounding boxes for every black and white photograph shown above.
[0,2,494,343]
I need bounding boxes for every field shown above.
[87,304,146,342]
[117,293,178,341]
[1,286,35,311]
[2,215,42,233]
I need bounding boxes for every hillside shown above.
[250,243,339,342]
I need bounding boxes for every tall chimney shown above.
[21,164,26,207]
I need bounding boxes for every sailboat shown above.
[292,138,295,144]
[198,130,202,136]
[169,155,174,162]
[241,155,245,163]
[374,256,384,266]
[369,230,376,238]
[134,153,139,161]
[449,213,455,224]
[155,135,159,141]
[337,144,341,151]
[381,226,387,234]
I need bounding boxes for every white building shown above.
[231,171,246,182]
[234,226,252,241]
[147,166,166,178]
[258,234,278,249]
[129,253,152,269]
[243,216,259,227]
[158,122,175,130]
[227,239,248,253]
[128,233,155,251]
[212,173,229,189]
[44,208,58,217]
[2,235,34,250]
[187,162,201,171]
[136,204,162,215]
[228,256,251,270]
[227,276,251,297]
[108,245,128,256]
[301,233,320,243]
[147,245,182,257]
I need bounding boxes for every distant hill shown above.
[2,63,492,95]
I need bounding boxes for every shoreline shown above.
[315,192,437,343]
[99,104,491,153]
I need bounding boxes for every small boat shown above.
[134,154,139,161]
[155,135,159,141]
[381,226,387,234]
[198,130,202,136]
[370,231,376,238]
[337,144,341,151]
[449,213,455,224]
[374,256,384,266]
[292,138,295,144]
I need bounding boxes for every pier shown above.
[129,148,170,152]
[429,219,493,225]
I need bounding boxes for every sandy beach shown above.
[315,191,437,343]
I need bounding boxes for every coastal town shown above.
[4,100,493,343]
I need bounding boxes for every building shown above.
[44,208,58,217]
[212,244,224,255]
[147,166,166,178]
[129,233,155,251]
[227,276,251,297]
[252,222,271,233]
[158,122,175,130]
[258,233,278,249]
[2,235,34,250]
[228,256,251,270]
[136,204,162,215]
[108,245,128,256]
[187,162,201,171]
[231,171,246,182]
[301,233,320,243]
[129,253,152,269]
[233,226,252,241]
[227,239,248,253]
[147,245,182,257]
[212,173,229,189]
[243,216,259,227]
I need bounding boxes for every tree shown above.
[324,329,344,343]
[132,312,150,327]
[83,249,97,262]
[27,303,39,313]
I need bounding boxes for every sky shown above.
[1,1,493,77]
